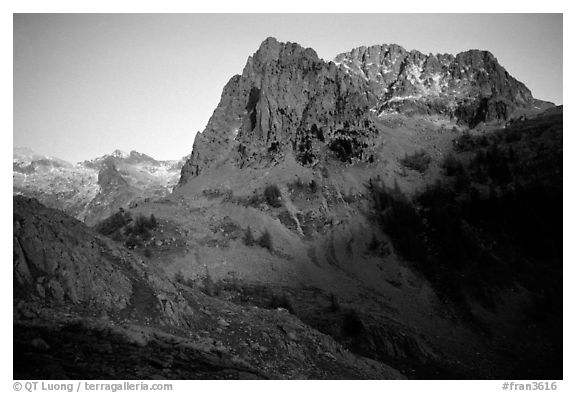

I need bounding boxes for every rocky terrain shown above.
[13,148,187,226]
[13,38,562,380]
[14,196,403,379]
[334,44,554,124]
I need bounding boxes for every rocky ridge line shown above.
[179,37,547,183]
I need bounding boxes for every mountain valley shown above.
[13,37,563,380]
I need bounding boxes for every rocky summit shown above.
[334,44,544,123]
[179,37,550,184]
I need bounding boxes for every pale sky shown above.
[13,14,563,163]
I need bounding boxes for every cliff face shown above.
[179,37,381,184]
[179,38,542,183]
[334,45,535,125]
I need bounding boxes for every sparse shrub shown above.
[278,210,298,231]
[174,271,195,288]
[292,177,305,190]
[329,135,366,163]
[342,309,364,337]
[174,270,185,284]
[110,229,124,242]
[243,226,255,246]
[309,179,319,193]
[454,167,470,192]
[287,178,305,195]
[257,229,273,250]
[219,217,241,239]
[202,188,224,199]
[367,235,381,253]
[369,180,427,263]
[95,210,132,237]
[264,184,282,208]
[454,131,476,152]
[232,192,263,208]
[367,235,391,257]
[124,234,142,250]
[329,293,341,312]
[441,153,464,177]
[399,149,431,173]
[345,237,353,256]
[201,266,219,297]
[288,178,320,196]
[124,214,157,240]
[270,292,295,314]
[342,193,356,204]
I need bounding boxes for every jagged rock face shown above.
[13,196,192,326]
[97,158,130,191]
[83,159,137,227]
[179,38,541,183]
[334,44,534,126]
[180,37,380,183]
[83,150,163,169]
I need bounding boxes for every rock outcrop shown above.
[179,37,381,184]
[334,44,536,126]
[13,196,193,326]
[179,38,548,183]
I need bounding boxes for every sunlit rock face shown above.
[179,37,381,183]
[179,38,545,183]
[334,44,536,125]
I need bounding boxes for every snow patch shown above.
[112,149,130,159]
[386,94,423,103]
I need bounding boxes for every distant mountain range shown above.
[13,147,188,225]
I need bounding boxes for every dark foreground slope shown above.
[364,108,563,378]
[13,196,403,379]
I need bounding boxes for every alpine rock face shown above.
[333,44,543,124]
[179,38,550,184]
[179,37,382,183]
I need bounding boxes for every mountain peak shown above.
[111,149,129,159]
[333,43,534,123]
[248,37,320,73]
[179,39,545,183]
[13,146,72,170]
[258,36,280,50]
